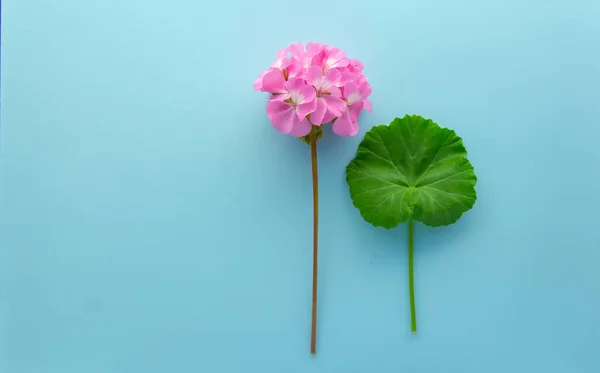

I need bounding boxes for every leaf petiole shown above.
[408,218,417,333]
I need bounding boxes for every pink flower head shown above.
[254,42,372,138]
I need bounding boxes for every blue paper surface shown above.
[1,0,599,372]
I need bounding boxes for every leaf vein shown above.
[417,169,473,188]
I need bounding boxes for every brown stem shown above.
[309,125,319,355]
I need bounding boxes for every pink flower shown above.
[305,66,346,125]
[312,47,349,72]
[271,47,302,77]
[254,47,302,92]
[253,68,274,91]
[289,42,325,70]
[271,47,291,70]
[261,70,288,96]
[254,42,372,138]
[333,81,373,136]
[347,58,364,74]
[266,78,317,136]
[254,44,373,357]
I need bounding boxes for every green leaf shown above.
[346,115,477,228]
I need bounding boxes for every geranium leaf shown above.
[346,115,477,228]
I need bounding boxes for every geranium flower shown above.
[304,66,346,125]
[333,81,373,136]
[254,43,371,136]
[252,42,373,356]
[266,78,316,136]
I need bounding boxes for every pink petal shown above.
[359,80,372,98]
[349,100,364,121]
[322,110,336,124]
[337,68,357,87]
[296,97,317,120]
[306,42,325,57]
[305,65,323,84]
[327,86,342,98]
[323,95,346,116]
[343,81,363,105]
[266,99,295,134]
[285,77,306,92]
[299,84,316,103]
[271,49,286,69]
[310,98,328,125]
[324,48,349,70]
[262,70,287,94]
[328,48,345,60]
[357,74,368,85]
[289,42,309,67]
[342,81,359,99]
[253,69,274,91]
[268,93,290,102]
[347,58,364,73]
[288,42,304,59]
[275,48,287,60]
[332,109,359,136]
[285,78,304,103]
[289,116,313,137]
[253,77,263,91]
[284,59,303,79]
[311,49,327,69]
[290,42,325,71]
[325,68,342,84]
[363,98,372,113]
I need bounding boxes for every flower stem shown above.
[309,126,319,355]
[408,219,417,333]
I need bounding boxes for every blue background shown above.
[1,0,599,372]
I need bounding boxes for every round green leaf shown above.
[346,115,477,228]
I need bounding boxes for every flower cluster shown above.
[254,42,372,137]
